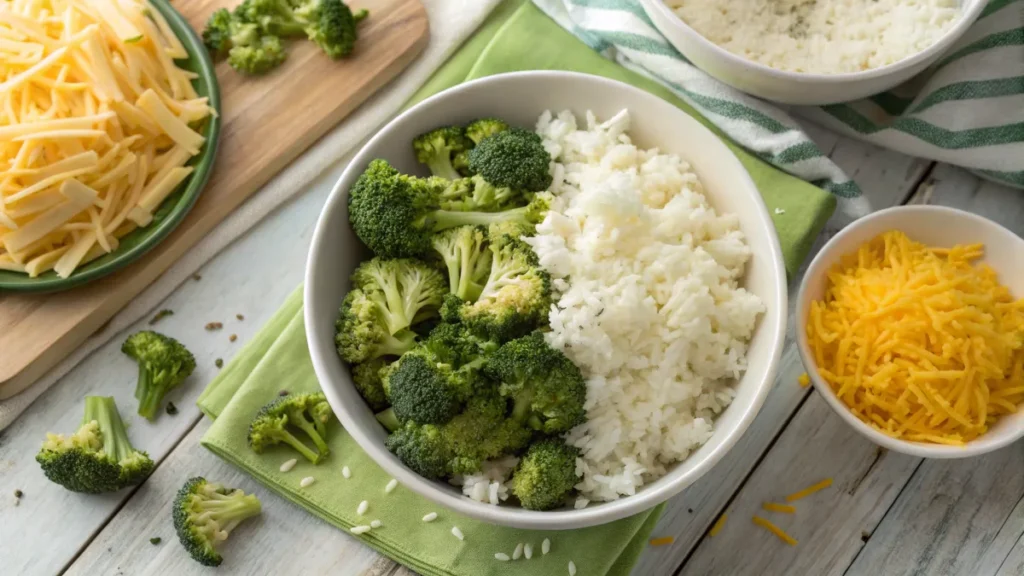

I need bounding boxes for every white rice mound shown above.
[527,110,765,503]
[452,455,519,505]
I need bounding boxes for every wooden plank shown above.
[0,0,429,399]
[680,393,920,576]
[0,172,335,575]
[63,421,391,576]
[632,135,931,576]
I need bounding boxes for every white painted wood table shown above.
[3,123,1023,576]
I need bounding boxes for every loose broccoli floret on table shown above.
[468,128,552,192]
[121,331,196,421]
[510,439,579,510]
[293,0,368,58]
[173,477,262,566]
[36,396,154,493]
[227,34,288,74]
[248,392,334,464]
[485,331,586,434]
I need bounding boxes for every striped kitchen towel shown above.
[534,0,1024,220]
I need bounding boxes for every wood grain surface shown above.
[0,0,428,399]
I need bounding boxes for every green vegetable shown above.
[351,357,391,411]
[438,175,525,212]
[36,396,154,494]
[173,477,261,566]
[348,160,551,258]
[121,330,196,421]
[431,225,490,301]
[375,407,400,432]
[468,128,552,192]
[413,126,471,180]
[510,439,579,510]
[381,351,474,425]
[247,392,334,464]
[227,35,287,75]
[150,537,162,545]
[485,331,586,434]
[465,118,510,146]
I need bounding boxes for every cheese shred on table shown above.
[0,0,213,278]
[807,231,1024,445]
[752,516,798,546]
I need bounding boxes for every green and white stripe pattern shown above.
[534,0,1024,215]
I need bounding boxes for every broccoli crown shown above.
[351,358,390,411]
[511,439,580,510]
[302,0,364,58]
[456,234,552,342]
[421,321,497,368]
[468,128,552,192]
[173,477,262,567]
[227,35,287,75]
[385,391,530,478]
[202,9,238,54]
[383,350,475,425]
[335,289,418,363]
[465,118,510,145]
[485,332,586,434]
[247,392,334,464]
[351,257,446,334]
[121,330,196,421]
[36,396,154,494]
[431,225,490,301]
[439,175,525,213]
[236,0,305,36]
[413,126,471,181]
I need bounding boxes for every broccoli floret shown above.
[510,439,579,510]
[385,391,530,478]
[236,0,305,36]
[382,350,475,424]
[351,257,446,333]
[203,8,261,55]
[351,358,390,411]
[468,128,552,192]
[173,477,262,566]
[227,35,287,74]
[375,407,401,432]
[293,0,367,58]
[349,160,550,258]
[485,332,586,434]
[421,321,497,368]
[247,392,334,464]
[413,126,471,180]
[335,290,418,363]
[432,226,490,301]
[465,118,510,145]
[439,175,525,212]
[36,396,154,493]
[122,331,196,421]
[447,234,552,342]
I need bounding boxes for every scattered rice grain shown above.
[357,500,368,516]
[451,526,464,541]
[512,543,524,560]
[370,520,382,528]
[350,525,371,535]
[422,512,438,522]
[524,543,533,559]
[495,553,510,561]
[279,458,297,473]
[385,478,398,493]
[542,538,551,555]
[342,466,351,478]
[300,476,315,488]
[569,560,577,576]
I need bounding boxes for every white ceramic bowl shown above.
[638,0,987,105]
[305,71,787,529]
[797,205,1024,459]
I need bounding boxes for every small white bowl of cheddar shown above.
[797,205,1024,459]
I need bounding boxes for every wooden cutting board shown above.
[0,0,428,399]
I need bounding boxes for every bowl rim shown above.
[0,0,222,294]
[641,0,988,83]
[795,204,1024,459]
[305,70,787,528]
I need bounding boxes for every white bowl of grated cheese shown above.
[639,0,987,105]
[305,71,787,529]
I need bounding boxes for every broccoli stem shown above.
[511,389,533,423]
[276,429,322,463]
[84,396,133,462]
[376,330,417,358]
[426,158,461,181]
[137,378,167,421]
[289,412,330,456]
[370,276,410,334]
[431,207,529,231]
[375,408,400,432]
[195,493,262,533]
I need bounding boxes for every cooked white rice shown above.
[528,110,764,503]
[453,455,518,505]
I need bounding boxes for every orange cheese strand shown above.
[807,231,1024,445]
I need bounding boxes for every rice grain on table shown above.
[513,543,524,560]
[495,553,510,561]
[384,478,398,493]
[531,110,764,502]
[342,466,351,478]
[299,476,315,488]
[542,538,551,555]
[370,520,382,528]
[451,526,464,541]
[422,512,438,522]
[350,525,371,535]
[524,543,534,559]
[279,458,297,473]
[356,500,368,516]
[569,560,577,576]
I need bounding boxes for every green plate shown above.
[0,0,221,293]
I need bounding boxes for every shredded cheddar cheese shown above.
[709,513,727,537]
[0,0,212,278]
[762,502,797,514]
[798,372,811,387]
[752,516,798,546]
[785,478,833,502]
[807,231,1024,445]
[648,536,675,546]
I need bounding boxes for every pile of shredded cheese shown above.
[0,0,213,278]
[807,231,1024,445]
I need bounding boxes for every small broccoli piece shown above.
[469,128,552,192]
[348,160,550,258]
[351,358,390,411]
[375,407,400,432]
[247,392,334,464]
[510,439,579,510]
[413,126,471,180]
[351,257,446,334]
[439,175,525,212]
[203,8,260,55]
[382,350,474,424]
[465,118,510,145]
[335,290,418,363]
[122,331,196,421]
[236,0,305,36]
[421,321,497,368]
[295,0,367,58]
[432,226,490,301]
[487,220,535,239]
[227,34,287,75]
[447,234,552,342]
[173,477,262,566]
[385,391,530,478]
[36,396,154,493]
[485,332,586,434]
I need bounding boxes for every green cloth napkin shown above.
[199,287,663,576]
[198,4,842,575]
